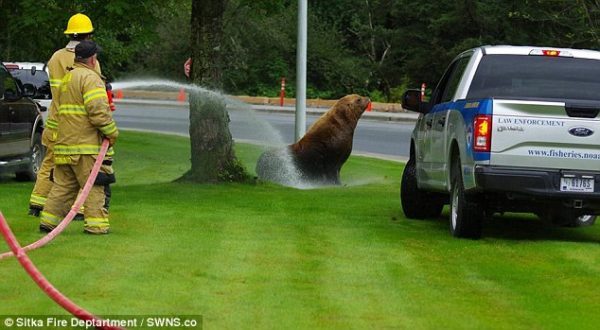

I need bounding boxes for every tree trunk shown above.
[184,0,247,183]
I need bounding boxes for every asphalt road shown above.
[112,101,415,161]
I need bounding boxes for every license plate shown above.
[560,177,594,192]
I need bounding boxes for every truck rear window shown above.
[467,54,600,102]
[9,68,51,99]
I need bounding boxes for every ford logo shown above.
[568,127,594,137]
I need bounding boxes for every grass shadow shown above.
[483,214,600,243]
[406,208,600,244]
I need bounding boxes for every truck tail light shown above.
[473,115,492,152]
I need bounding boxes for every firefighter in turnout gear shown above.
[40,41,118,234]
[29,13,108,217]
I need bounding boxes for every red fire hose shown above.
[0,211,123,330]
[0,139,109,260]
[0,139,122,329]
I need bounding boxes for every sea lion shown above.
[257,94,370,186]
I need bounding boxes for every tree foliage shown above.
[1,0,599,101]
[0,0,167,80]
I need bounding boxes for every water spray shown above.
[0,139,110,260]
[113,79,310,188]
[113,79,286,146]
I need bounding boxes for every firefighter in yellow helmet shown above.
[40,41,118,235]
[29,13,104,217]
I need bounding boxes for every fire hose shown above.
[0,212,122,330]
[0,139,122,329]
[0,139,110,260]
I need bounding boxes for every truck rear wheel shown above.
[573,215,596,227]
[400,158,444,219]
[450,158,482,239]
[540,211,597,227]
[16,132,43,182]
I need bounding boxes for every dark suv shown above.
[0,62,44,181]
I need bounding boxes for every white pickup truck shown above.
[400,45,600,239]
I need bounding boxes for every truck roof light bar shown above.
[529,49,573,57]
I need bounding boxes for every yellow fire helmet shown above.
[64,13,94,35]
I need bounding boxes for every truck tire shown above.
[572,215,596,227]
[401,158,444,219]
[16,132,43,182]
[541,212,597,227]
[450,158,482,239]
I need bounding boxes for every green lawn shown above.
[1,131,599,329]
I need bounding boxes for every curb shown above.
[110,90,404,112]
[114,99,420,123]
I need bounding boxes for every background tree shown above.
[0,0,168,80]
[184,0,247,183]
[1,0,599,101]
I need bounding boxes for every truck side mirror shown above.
[3,87,18,101]
[402,89,427,113]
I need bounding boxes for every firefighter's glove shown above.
[106,135,117,147]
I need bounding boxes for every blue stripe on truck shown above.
[430,98,493,161]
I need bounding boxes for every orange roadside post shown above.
[177,88,186,102]
[279,77,286,107]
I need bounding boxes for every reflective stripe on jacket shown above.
[46,42,102,135]
[54,62,117,161]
